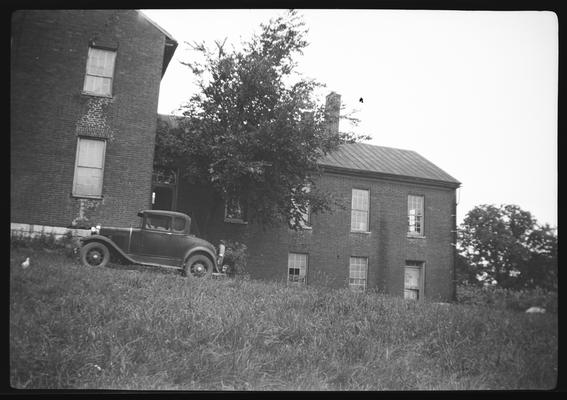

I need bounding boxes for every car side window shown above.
[144,215,171,231]
[172,217,186,233]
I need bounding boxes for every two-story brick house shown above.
[11,10,177,237]
[157,93,461,301]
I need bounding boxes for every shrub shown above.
[10,231,80,259]
[219,240,248,278]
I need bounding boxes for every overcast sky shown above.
[141,9,558,228]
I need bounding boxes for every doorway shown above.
[404,261,425,300]
[152,186,174,211]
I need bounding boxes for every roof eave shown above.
[320,164,461,189]
[162,39,178,77]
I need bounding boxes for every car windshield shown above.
[144,214,171,231]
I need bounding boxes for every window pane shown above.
[83,75,112,95]
[352,189,369,211]
[87,48,115,77]
[75,167,102,196]
[77,139,105,168]
[145,215,171,231]
[351,210,368,231]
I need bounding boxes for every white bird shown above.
[525,306,546,314]
[21,257,30,269]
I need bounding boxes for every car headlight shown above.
[90,225,101,235]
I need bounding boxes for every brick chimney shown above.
[325,91,341,135]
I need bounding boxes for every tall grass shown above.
[10,248,557,390]
[457,284,557,314]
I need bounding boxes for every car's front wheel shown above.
[80,242,111,268]
[184,254,213,278]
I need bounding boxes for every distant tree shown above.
[458,204,557,290]
[523,223,558,291]
[455,252,479,286]
[154,10,368,233]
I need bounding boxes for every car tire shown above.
[80,242,111,268]
[184,254,213,278]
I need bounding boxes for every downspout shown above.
[451,187,460,302]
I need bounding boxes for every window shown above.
[144,214,171,231]
[290,184,311,229]
[404,261,425,300]
[288,253,308,286]
[408,195,424,235]
[83,47,116,96]
[349,257,368,292]
[225,198,247,222]
[351,189,369,232]
[72,137,106,198]
[172,217,186,233]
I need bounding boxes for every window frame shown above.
[143,214,172,232]
[287,252,308,286]
[72,137,106,199]
[290,184,312,230]
[407,194,425,236]
[351,188,370,232]
[82,46,117,97]
[224,197,248,224]
[349,256,368,292]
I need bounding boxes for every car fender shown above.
[81,235,137,264]
[183,246,217,267]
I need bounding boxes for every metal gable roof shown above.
[319,142,461,186]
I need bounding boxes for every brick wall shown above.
[11,10,166,228]
[176,172,457,301]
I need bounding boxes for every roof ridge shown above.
[344,141,419,153]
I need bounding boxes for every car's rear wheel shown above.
[184,254,213,278]
[80,242,111,268]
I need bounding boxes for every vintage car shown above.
[79,210,225,278]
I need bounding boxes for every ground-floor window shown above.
[404,260,425,300]
[72,137,106,198]
[288,252,308,286]
[349,256,368,292]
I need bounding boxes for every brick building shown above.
[157,93,461,301]
[11,10,177,236]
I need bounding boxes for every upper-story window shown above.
[83,47,116,96]
[72,137,106,198]
[351,188,369,232]
[408,195,424,235]
[225,198,247,223]
[290,184,311,229]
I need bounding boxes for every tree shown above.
[154,10,368,233]
[458,204,557,290]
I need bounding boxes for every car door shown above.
[136,213,188,266]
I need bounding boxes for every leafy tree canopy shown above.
[154,10,369,230]
[458,204,557,290]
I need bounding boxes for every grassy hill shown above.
[9,247,557,390]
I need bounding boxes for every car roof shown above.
[140,210,190,219]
